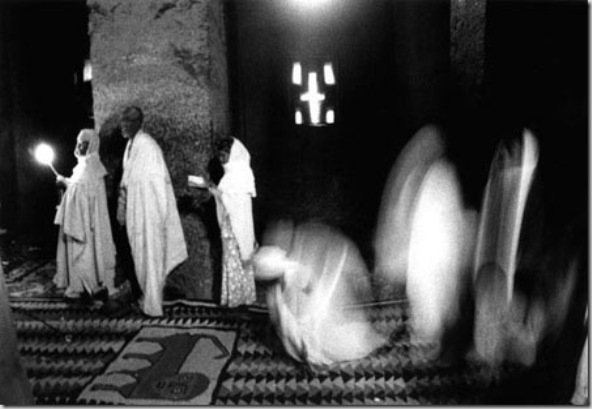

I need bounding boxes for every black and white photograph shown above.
[0,0,588,405]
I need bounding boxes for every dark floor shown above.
[2,236,586,405]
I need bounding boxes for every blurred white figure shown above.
[253,222,386,366]
[474,130,539,303]
[473,130,540,367]
[572,308,589,405]
[373,125,446,285]
[374,125,475,344]
[406,159,475,343]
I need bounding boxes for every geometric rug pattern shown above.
[213,302,496,406]
[10,298,509,405]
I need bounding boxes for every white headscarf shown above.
[70,129,107,184]
[218,137,256,197]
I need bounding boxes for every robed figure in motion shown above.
[254,221,386,366]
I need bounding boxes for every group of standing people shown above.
[53,105,257,316]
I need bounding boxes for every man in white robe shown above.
[53,129,117,299]
[117,106,188,317]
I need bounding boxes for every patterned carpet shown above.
[8,295,516,405]
[5,255,566,405]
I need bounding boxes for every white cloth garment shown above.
[121,131,188,316]
[406,159,472,342]
[254,223,386,366]
[53,129,117,298]
[217,137,256,261]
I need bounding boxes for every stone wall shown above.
[88,0,230,300]
[450,0,486,107]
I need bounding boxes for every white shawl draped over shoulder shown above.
[121,131,188,316]
[218,138,256,197]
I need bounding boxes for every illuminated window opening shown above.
[292,60,337,126]
[300,72,325,125]
[326,109,335,124]
[292,62,302,85]
[323,63,335,85]
[295,109,303,125]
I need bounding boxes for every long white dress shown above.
[54,131,117,298]
[121,131,188,316]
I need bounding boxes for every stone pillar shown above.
[450,0,486,107]
[88,0,230,300]
[449,0,489,208]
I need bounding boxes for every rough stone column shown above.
[87,0,230,300]
[450,0,486,107]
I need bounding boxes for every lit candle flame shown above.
[34,143,58,176]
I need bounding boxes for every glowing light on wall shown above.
[292,62,302,85]
[326,109,335,124]
[300,72,325,125]
[291,0,333,10]
[323,63,335,85]
[83,60,92,82]
[295,109,303,125]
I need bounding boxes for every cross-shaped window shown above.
[291,60,337,126]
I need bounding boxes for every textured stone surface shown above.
[450,0,486,105]
[88,0,229,300]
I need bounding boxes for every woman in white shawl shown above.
[53,129,117,299]
[209,136,257,307]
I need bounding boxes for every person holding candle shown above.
[53,129,117,301]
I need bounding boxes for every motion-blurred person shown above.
[253,221,385,366]
[374,125,476,349]
[208,136,257,307]
[472,130,540,369]
[571,308,588,405]
[373,125,446,287]
[0,256,34,405]
[405,158,477,345]
[53,129,117,301]
[117,106,188,317]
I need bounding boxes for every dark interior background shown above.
[0,0,587,267]
[227,0,451,264]
[0,0,92,249]
[483,0,588,236]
